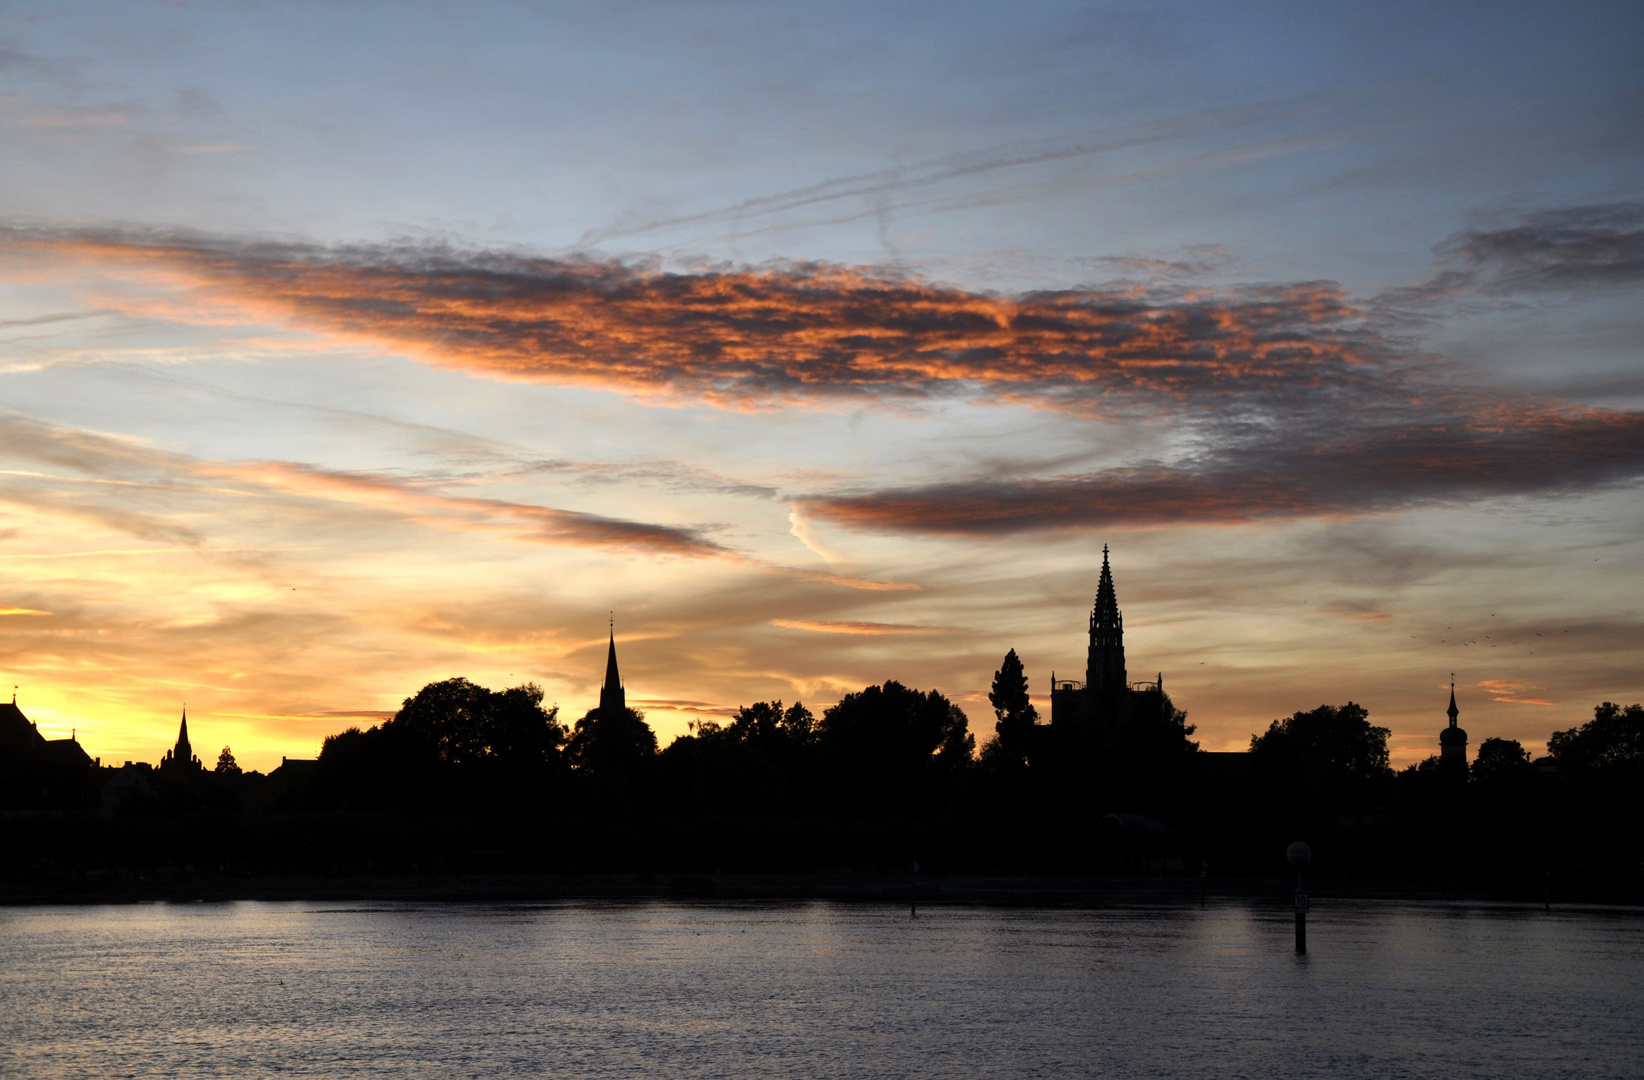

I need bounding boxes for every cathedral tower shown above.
[1086,546,1127,695]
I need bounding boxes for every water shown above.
[1,899,1639,1078]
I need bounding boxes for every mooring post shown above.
[910,860,919,918]
[1287,841,1312,955]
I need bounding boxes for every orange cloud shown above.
[771,618,951,635]
[0,607,52,616]
[2,226,1369,409]
[8,227,1642,536]
[1477,679,1555,706]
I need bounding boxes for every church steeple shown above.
[598,618,626,717]
[163,705,199,772]
[1086,545,1127,694]
[175,706,192,765]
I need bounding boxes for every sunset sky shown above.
[1,1,1640,773]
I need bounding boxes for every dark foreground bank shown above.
[5,869,1636,909]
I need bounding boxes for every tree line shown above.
[5,652,1641,900]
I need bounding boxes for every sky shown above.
[1,0,1640,773]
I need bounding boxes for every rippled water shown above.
[2,898,1639,1078]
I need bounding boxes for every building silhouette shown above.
[0,694,96,808]
[1050,546,1163,732]
[1440,679,1468,772]
[599,623,626,717]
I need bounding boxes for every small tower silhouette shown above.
[599,617,626,717]
[1439,677,1468,772]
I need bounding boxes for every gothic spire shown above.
[1093,544,1120,629]
[1086,544,1127,693]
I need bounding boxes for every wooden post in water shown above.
[910,860,919,918]
[1287,842,1312,955]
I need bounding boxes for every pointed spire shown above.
[604,625,621,692]
[599,617,626,716]
[175,705,193,764]
[1447,676,1459,726]
[1093,544,1120,628]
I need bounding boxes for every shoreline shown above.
[5,872,1636,910]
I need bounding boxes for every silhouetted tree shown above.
[1548,702,1644,775]
[385,677,563,767]
[1251,702,1390,780]
[567,706,657,777]
[1472,737,1532,783]
[1104,686,1197,815]
[1250,702,1391,829]
[1544,701,1644,886]
[655,700,820,838]
[984,649,1038,766]
[315,678,565,811]
[818,681,973,819]
[215,746,241,775]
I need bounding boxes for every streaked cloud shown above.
[771,618,951,635]
[8,223,1641,538]
[801,399,1644,534]
[1476,679,1555,707]
[208,460,731,559]
[1379,203,1644,311]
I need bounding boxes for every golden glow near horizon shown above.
[0,4,1640,774]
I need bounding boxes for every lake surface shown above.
[2,898,1639,1078]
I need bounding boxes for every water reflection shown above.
[2,900,1639,1078]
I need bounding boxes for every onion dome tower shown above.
[1439,678,1468,771]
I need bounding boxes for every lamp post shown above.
[1287,841,1311,955]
